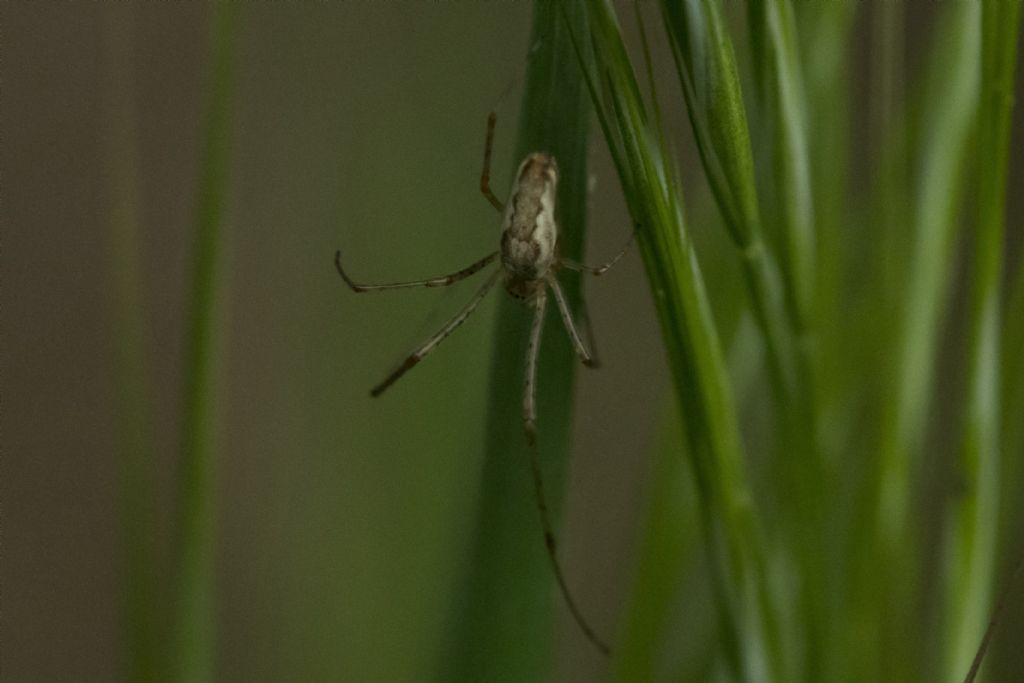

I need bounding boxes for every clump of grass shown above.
[568,1,1020,681]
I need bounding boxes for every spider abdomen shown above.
[500,152,558,286]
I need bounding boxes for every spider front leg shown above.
[369,269,501,396]
[559,230,636,276]
[523,287,548,445]
[479,112,505,214]
[335,250,497,292]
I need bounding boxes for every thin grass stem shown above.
[941,1,1021,679]
[853,4,980,680]
[173,4,239,682]
[104,5,160,680]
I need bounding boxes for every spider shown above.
[334,113,627,441]
[334,113,630,654]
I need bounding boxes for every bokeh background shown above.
[4,2,1022,682]
[6,3,665,680]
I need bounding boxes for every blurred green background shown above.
[5,3,663,681]
[3,2,1022,682]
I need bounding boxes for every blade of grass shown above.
[991,250,1024,680]
[941,1,1020,679]
[745,0,815,340]
[852,4,980,680]
[963,555,1024,683]
[789,6,858,677]
[661,0,824,676]
[871,0,907,311]
[659,0,805,425]
[743,1,831,677]
[173,4,239,682]
[1003,253,1024,520]
[614,400,696,682]
[435,2,595,677]
[843,0,909,435]
[614,11,699,678]
[658,14,824,643]
[793,1,855,412]
[992,0,1024,550]
[104,5,159,680]
[573,1,784,679]
[616,309,767,681]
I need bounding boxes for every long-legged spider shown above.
[334,113,629,655]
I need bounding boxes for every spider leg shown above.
[559,231,635,276]
[520,288,611,654]
[335,250,498,292]
[547,274,598,368]
[369,269,501,396]
[523,287,547,444]
[524,435,612,656]
[479,112,505,213]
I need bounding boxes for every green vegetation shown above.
[106,1,1021,680]
[576,0,1021,680]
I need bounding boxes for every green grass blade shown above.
[743,2,831,676]
[1000,256,1024,678]
[790,7,858,676]
[614,404,697,682]
[941,1,1021,679]
[661,0,828,676]
[1003,255,1024,509]
[870,0,907,310]
[659,0,757,248]
[659,0,806,434]
[852,4,981,680]
[846,1,908,425]
[793,2,855,410]
[435,2,594,677]
[104,6,159,680]
[174,4,239,682]
[576,1,783,678]
[745,0,816,336]
[611,10,703,678]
